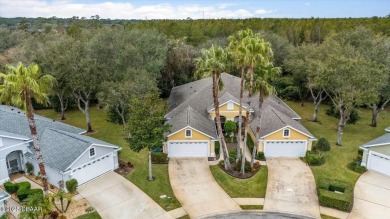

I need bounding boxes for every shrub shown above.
[151,152,168,164]
[247,137,254,153]
[229,150,237,163]
[326,105,360,124]
[66,179,78,194]
[18,188,42,202]
[233,158,252,172]
[4,181,18,194]
[318,178,353,212]
[17,182,31,190]
[316,137,331,151]
[256,152,266,161]
[25,162,34,174]
[347,160,367,174]
[224,121,237,138]
[215,141,220,156]
[305,151,325,166]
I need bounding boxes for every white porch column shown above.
[0,158,10,184]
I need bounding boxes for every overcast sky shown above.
[0,0,389,19]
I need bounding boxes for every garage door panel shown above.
[369,153,390,177]
[264,141,306,157]
[71,154,114,185]
[169,141,209,157]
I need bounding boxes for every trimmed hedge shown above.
[316,137,331,151]
[66,179,78,193]
[215,141,220,156]
[256,152,266,161]
[347,160,367,174]
[4,181,18,194]
[151,152,168,164]
[318,179,353,212]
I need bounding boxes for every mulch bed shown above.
[114,160,133,176]
[218,161,261,179]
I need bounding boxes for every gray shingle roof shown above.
[166,73,309,140]
[250,106,314,138]
[206,92,249,112]
[25,128,118,172]
[0,105,85,138]
[166,106,217,139]
[0,130,30,140]
[361,133,390,148]
[0,188,10,202]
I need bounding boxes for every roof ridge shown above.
[269,107,287,125]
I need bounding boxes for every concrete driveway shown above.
[169,158,241,218]
[264,158,320,219]
[78,172,173,219]
[348,171,390,219]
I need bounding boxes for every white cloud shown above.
[255,9,275,15]
[0,0,275,19]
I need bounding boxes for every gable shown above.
[263,127,311,141]
[69,144,116,170]
[168,128,212,141]
[209,101,249,119]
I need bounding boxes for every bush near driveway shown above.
[318,178,353,212]
[316,137,331,151]
[151,152,168,164]
[305,151,325,166]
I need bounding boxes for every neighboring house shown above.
[0,105,120,187]
[360,127,390,177]
[0,188,10,217]
[164,73,316,158]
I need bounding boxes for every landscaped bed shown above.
[286,101,390,212]
[36,107,181,211]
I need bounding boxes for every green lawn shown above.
[210,165,268,198]
[75,212,102,219]
[36,107,181,211]
[320,214,339,219]
[240,205,263,210]
[286,101,390,206]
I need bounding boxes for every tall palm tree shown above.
[228,29,253,164]
[251,63,280,167]
[239,30,274,174]
[195,45,231,170]
[0,62,56,193]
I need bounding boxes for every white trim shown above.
[361,142,390,148]
[261,125,314,139]
[91,143,120,149]
[185,129,192,138]
[227,102,234,110]
[0,134,30,141]
[167,140,210,157]
[167,126,216,139]
[0,140,32,152]
[70,152,114,174]
[264,140,308,157]
[89,147,96,158]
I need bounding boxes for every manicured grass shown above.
[177,215,191,219]
[320,214,339,219]
[240,205,263,210]
[286,101,390,208]
[36,107,181,211]
[210,165,268,198]
[75,212,102,219]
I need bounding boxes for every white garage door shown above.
[71,153,114,185]
[168,141,209,157]
[368,153,390,176]
[264,141,307,157]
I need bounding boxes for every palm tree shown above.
[195,45,231,170]
[0,62,56,193]
[239,30,274,174]
[251,63,280,167]
[228,29,253,164]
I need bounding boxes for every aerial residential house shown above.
[0,105,120,187]
[164,73,316,158]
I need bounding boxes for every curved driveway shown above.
[264,158,320,219]
[169,158,241,218]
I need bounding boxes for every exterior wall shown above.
[210,141,215,157]
[70,145,116,169]
[264,128,310,141]
[168,128,211,141]
[361,149,369,166]
[0,141,30,184]
[0,137,27,148]
[26,156,64,188]
[209,102,248,120]
[307,141,313,151]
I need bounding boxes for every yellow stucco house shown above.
[164,73,316,158]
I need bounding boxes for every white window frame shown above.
[227,102,234,110]
[185,129,192,138]
[89,147,96,158]
[283,129,290,138]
